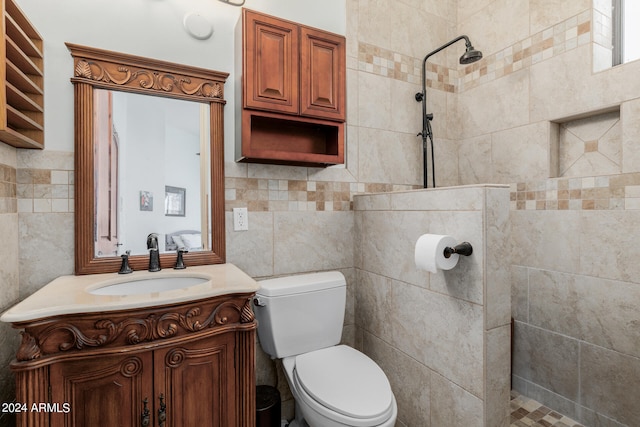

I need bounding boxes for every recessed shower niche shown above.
[552,108,621,178]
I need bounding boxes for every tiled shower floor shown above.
[510,391,585,427]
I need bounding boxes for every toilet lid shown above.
[294,345,393,419]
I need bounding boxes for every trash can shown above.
[256,385,281,427]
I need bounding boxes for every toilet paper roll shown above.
[414,234,459,273]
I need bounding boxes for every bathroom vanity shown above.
[1,263,258,427]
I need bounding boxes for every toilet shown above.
[254,271,397,427]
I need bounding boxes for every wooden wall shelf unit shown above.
[9,293,256,427]
[236,8,345,167]
[0,0,44,149]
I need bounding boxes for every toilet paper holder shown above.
[443,242,473,258]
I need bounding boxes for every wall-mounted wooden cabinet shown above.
[237,8,345,167]
[0,0,44,149]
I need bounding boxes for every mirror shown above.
[95,90,210,257]
[68,43,228,274]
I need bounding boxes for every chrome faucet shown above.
[146,233,161,272]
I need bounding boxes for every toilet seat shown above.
[292,345,395,426]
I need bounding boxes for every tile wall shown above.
[453,1,640,426]
[354,185,511,427]
[0,144,19,427]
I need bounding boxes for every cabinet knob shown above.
[141,398,150,427]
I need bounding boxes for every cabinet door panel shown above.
[300,27,345,121]
[244,10,299,114]
[50,353,152,427]
[156,333,236,427]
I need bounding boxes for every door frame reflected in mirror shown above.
[67,43,228,274]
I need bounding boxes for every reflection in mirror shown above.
[94,90,211,257]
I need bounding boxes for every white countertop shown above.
[1,263,259,323]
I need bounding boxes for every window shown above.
[613,0,640,65]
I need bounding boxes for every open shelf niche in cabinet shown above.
[0,0,44,149]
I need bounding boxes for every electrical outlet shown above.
[233,207,249,231]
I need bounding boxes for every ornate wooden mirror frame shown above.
[67,43,228,274]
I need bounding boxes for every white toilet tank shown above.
[254,271,346,359]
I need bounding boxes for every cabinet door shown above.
[243,9,299,114]
[155,332,236,427]
[50,352,153,427]
[299,27,346,121]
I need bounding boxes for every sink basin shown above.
[89,276,208,296]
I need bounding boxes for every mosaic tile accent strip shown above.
[225,177,418,211]
[0,163,17,214]
[17,168,74,213]
[357,12,591,93]
[510,391,584,427]
[510,172,640,211]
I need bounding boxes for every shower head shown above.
[416,35,483,188]
[459,43,483,64]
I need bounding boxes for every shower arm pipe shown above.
[417,35,474,188]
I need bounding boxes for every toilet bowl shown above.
[283,346,397,427]
[254,272,397,427]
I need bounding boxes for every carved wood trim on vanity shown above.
[12,294,254,363]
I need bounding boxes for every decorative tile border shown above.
[16,168,74,213]
[0,163,17,214]
[225,177,418,212]
[357,11,591,93]
[510,173,640,211]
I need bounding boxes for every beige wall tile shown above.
[511,266,529,322]
[484,187,512,328]
[355,270,394,341]
[358,128,422,185]
[225,211,274,278]
[357,71,392,131]
[457,0,497,24]
[458,135,492,185]
[18,213,74,299]
[273,211,354,275]
[492,122,552,183]
[513,322,580,400]
[510,210,581,272]
[362,331,431,427]
[430,372,483,426]
[529,269,640,359]
[359,210,428,286]
[580,343,640,426]
[390,78,422,135]
[457,69,530,139]
[484,325,511,427]
[529,0,590,34]
[389,185,485,211]
[458,0,529,58]
[580,210,640,283]
[390,279,485,397]
[622,98,640,173]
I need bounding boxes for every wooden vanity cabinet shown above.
[10,293,256,427]
[238,8,346,167]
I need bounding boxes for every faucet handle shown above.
[174,248,188,270]
[146,233,159,250]
[118,250,133,274]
